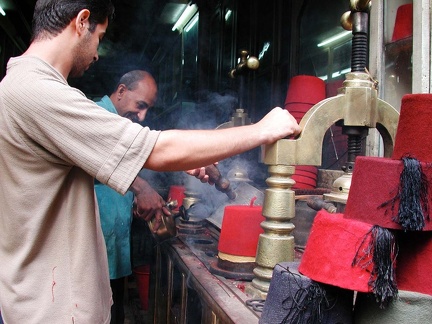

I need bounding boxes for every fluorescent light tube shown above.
[185,14,199,32]
[172,4,198,32]
[317,30,351,47]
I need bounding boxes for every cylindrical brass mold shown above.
[248,164,296,297]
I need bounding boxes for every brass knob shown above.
[341,0,371,30]
[246,56,259,70]
[229,50,260,78]
[340,11,353,31]
[350,0,371,11]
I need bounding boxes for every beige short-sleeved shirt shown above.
[0,56,160,323]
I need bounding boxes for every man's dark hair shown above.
[31,0,115,41]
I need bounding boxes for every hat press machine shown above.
[247,0,401,298]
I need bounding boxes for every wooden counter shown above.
[151,229,261,324]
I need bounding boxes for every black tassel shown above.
[379,156,429,231]
[280,267,337,324]
[352,225,398,308]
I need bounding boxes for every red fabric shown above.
[291,176,316,189]
[133,265,150,310]
[299,210,373,292]
[168,185,185,211]
[284,75,326,105]
[396,231,432,295]
[284,102,314,113]
[293,170,318,180]
[325,79,344,97]
[292,165,318,189]
[344,156,432,230]
[284,103,314,123]
[290,112,306,123]
[218,205,264,257]
[391,3,413,42]
[392,94,432,162]
[283,76,324,188]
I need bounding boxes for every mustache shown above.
[123,112,139,123]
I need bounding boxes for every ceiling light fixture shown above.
[0,5,6,16]
[185,14,199,33]
[317,30,351,47]
[225,10,232,22]
[172,4,198,32]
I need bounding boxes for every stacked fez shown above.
[284,75,326,190]
[260,95,432,323]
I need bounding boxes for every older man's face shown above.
[116,79,157,123]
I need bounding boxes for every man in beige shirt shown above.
[0,0,300,323]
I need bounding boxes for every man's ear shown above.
[117,84,127,100]
[75,9,91,35]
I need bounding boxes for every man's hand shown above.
[185,163,218,185]
[130,177,170,232]
[256,107,301,144]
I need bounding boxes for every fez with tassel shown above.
[344,94,432,231]
[298,210,398,308]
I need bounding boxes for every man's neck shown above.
[24,33,75,79]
